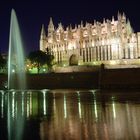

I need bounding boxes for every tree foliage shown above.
[46,48,54,70]
[0,54,7,72]
[28,50,54,73]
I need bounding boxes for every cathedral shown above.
[40,13,140,67]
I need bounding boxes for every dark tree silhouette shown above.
[46,48,54,71]
[28,50,54,73]
[0,54,7,73]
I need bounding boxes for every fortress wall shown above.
[1,67,140,90]
[100,67,140,89]
[0,72,99,90]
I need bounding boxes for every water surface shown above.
[0,89,140,140]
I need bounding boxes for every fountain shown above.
[7,9,26,140]
[8,9,26,90]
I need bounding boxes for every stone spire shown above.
[94,20,96,26]
[81,21,83,28]
[58,22,64,32]
[117,11,121,21]
[112,16,115,23]
[48,17,54,36]
[40,24,46,40]
[122,12,126,22]
[127,19,133,35]
[103,18,106,24]
[69,24,72,30]
[122,12,126,19]
[40,24,46,51]
[75,24,77,29]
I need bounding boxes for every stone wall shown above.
[100,68,140,89]
[0,72,99,90]
[54,65,100,73]
[1,67,140,90]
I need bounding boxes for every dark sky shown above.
[0,0,140,54]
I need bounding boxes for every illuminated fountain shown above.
[7,9,26,140]
[8,9,26,90]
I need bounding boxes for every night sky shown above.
[0,0,140,55]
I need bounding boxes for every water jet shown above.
[8,9,26,90]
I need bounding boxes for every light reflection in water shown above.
[12,92,15,118]
[112,100,116,119]
[0,90,140,139]
[29,92,32,116]
[94,97,98,119]
[7,91,26,140]
[53,92,56,115]
[43,91,47,115]
[92,92,98,121]
[1,91,4,118]
[26,92,30,118]
[77,92,82,119]
[64,94,67,119]
[21,92,24,116]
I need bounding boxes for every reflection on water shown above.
[0,90,140,139]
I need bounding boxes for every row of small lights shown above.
[11,68,46,73]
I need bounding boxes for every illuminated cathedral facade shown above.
[40,13,140,66]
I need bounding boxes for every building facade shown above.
[40,13,140,66]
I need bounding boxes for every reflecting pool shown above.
[0,89,140,140]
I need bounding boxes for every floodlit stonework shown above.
[40,13,140,67]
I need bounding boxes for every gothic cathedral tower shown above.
[39,13,140,67]
[40,24,46,51]
[48,17,54,43]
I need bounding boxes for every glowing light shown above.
[94,99,98,119]
[110,60,117,65]
[111,96,115,100]
[78,62,81,65]
[112,101,116,118]
[102,39,105,45]
[29,93,32,116]
[12,69,15,73]
[77,93,82,118]
[4,82,8,89]
[68,43,73,50]
[21,92,24,116]
[92,41,95,47]
[93,93,98,119]
[41,89,49,92]
[123,60,128,64]
[77,91,80,94]
[90,90,95,94]
[53,93,56,113]
[27,94,30,118]
[12,93,15,118]
[64,95,67,118]
[43,68,46,72]
[43,91,47,115]
[1,92,4,118]
[112,44,118,52]
[92,61,100,65]
[63,64,66,67]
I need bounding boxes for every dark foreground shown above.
[0,89,140,140]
